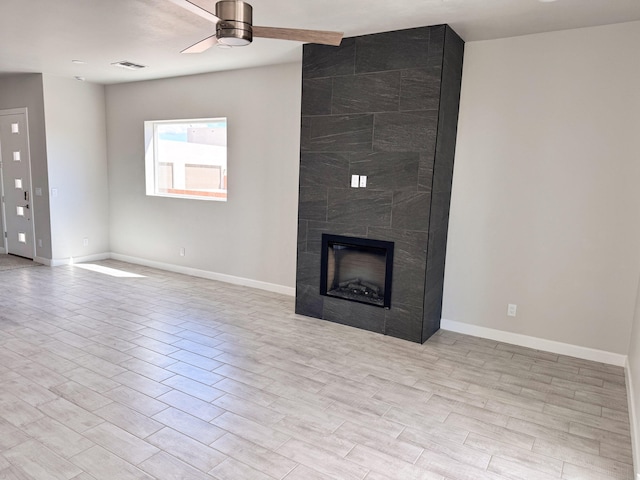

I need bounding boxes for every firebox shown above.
[320,234,394,309]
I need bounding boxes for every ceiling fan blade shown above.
[167,0,221,23]
[181,34,218,53]
[253,26,343,46]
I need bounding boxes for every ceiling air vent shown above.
[111,61,147,70]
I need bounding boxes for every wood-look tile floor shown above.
[0,260,634,480]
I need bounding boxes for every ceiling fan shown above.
[169,0,344,51]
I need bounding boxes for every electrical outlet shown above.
[51,188,58,197]
[37,239,42,248]
[507,304,517,317]
[82,238,89,247]
[179,247,185,257]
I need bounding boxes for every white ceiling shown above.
[1,0,639,85]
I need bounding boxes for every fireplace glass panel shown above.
[320,234,394,308]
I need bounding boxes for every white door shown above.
[0,110,35,259]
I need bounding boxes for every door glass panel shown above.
[18,233,26,243]
[13,151,20,161]
[15,178,22,189]
[11,123,19,133]
[16,206,24,216]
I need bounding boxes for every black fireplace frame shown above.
[320,234,395,309]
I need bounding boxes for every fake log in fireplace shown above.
[320,234,394,309]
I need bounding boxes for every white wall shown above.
[443,21,640,356]
[105,62,301,292]
[0,74,52,260]
[42,76,110,262]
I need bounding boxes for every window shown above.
[144,118,227,201]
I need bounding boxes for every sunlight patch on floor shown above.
[74,263,145,278]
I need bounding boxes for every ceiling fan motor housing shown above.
[215,0,253,46]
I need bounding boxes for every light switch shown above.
[51,188,58,197]
[351,175,360,188]
[359,175,367,188]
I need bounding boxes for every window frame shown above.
[144,117,228,202]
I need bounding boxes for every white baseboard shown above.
[33,256,51,266]
[72,253,112,264]
[440,318,627,367]
[109,253,295,297]
[33,251,295,297]
[626,358,640,480]
[47,252,111,267]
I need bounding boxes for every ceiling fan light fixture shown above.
[215,1,253,46]
[217,32,252,46]
[216,22,252,46]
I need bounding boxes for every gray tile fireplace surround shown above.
[295,25,464,343]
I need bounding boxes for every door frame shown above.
[0,107,36,258]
